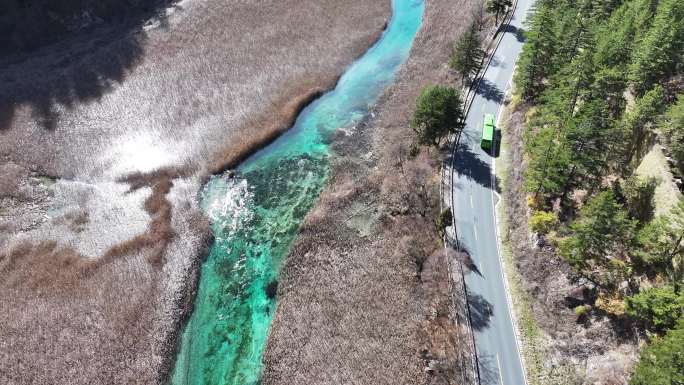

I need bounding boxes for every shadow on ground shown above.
[458,248,484,277]
[502,24,526,43]
[449,140,501,189]
[477,353,503,385]
[0,0,171,130]
[488,55,502,68]
[467,292,493,331]
[476,78,504,104]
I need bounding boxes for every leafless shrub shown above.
[53,209,90,233]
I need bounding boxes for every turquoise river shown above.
[171,1,424,383]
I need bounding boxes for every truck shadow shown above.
[449,140,501,191]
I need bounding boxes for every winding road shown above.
[448,0,535,384]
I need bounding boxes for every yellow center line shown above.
[470,193,474,208]
[473,224,478,241]
[497,353,505,385]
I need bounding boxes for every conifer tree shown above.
[659,95,684,175]
[449,23,485,83]
[630,318,684,385]
[629,0,684,95]
[514,2,557,101]
[560,191,637,289]
[621,86,666,168]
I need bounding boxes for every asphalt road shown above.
[449,0,535,384]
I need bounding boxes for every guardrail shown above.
[439,1,520,384]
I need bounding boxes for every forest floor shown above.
[495,99,641,385]
[260,1,490,384]
[0,1,389,383]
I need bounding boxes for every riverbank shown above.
[260,0,486,384]
[0,1,390,383]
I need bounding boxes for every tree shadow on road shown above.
[502,24,526,43]
[488,55,502,68]
[467,292,493,331]
[476,79,504,104]
[477,353,503,385]
[459,248,484,277]
[448,140,500,190]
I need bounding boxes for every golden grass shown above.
[208,85,327,174]
[635,145,682,216]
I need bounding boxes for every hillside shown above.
[502,0,684,383]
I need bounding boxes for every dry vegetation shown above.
[261,0,487,383]
[498,105,639,384]
[0,0,391,383]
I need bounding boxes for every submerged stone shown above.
[265,280,278,299]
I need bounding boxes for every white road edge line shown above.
[491,69,530,385]
[496,353,505,385]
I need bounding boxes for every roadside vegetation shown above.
[411,85,466,147]
[514,0,684,382]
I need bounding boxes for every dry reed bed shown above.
[261,0,486,384]
[0,0,391,383]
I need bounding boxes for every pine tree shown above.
[629,0,684,95]
[514,2,558,101]
[630,318,684,385]
[593,1,638,71]
[560,191,637,289]
[449,23,485,83]
[524,125,572,203]
[636,200,684,292]
[560,98,614,196]
[621,86,666,169]
[659,95,684,176]
[411,85,465,147]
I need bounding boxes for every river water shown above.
[170,1,424,384]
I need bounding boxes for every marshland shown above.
[0,0,391,383]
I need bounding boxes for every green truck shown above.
[481,113,495,151]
